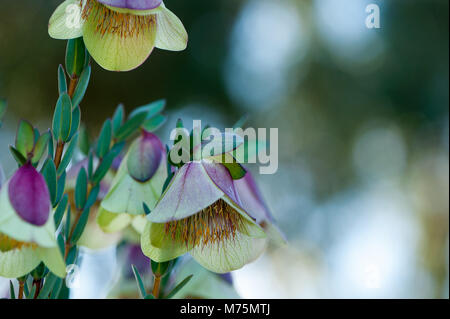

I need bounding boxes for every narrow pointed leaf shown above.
[164,275,193,299]
[132,265,147,299]
[57,133,78,175]
[97,119,112,158]
[58,65,67,94]
[75,167,87,210]
[71,65,91,107]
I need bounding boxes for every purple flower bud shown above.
[97,0,162,10]
[127,130,164,183]
[8,163,51,226]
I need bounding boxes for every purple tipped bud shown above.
[127,130,164,183]
[8,163,51,226]
[97,0,162,10]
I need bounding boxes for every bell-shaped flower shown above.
[49,0,188,71]
[140,158,268,274]
[0,164,66,278]
[97,130,167,234]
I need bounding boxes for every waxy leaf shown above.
[66,38,87,78]
[70,205,91,244]
[71,65,91,107]
[41,158,57,205]
[16,120,35,158]
[129,99,166,120]
[9,281,15,299]
[32,131,51,164]
[132,265,147,299]
[97,119,112,158]
[58,64,67,94]
[75,167,87,210]
[68,106,81,141]
[143,114,167,132]
[37,273,58,299]
[55,171,66,206]
[164,275,193,299]
[52,93,72,142]
[92,142,124,184]
[54,194,68,228]
[115,112,148,141]
[112,104,125,136]
[57,133,78,175]
[9,146,27,166]
[79,125,90,156]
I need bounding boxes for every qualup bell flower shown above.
[49,0,188,71]
[97,130,167,234]
[141,159,269,274]
[0,164,66,278]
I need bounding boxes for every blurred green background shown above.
[0,0,448,298]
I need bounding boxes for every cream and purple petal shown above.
[8,164,51,226]
[148,162,225,223]
[234,172,286,244]
[0,180,56,247]
[96,206,133,233]
[98,0,162,10]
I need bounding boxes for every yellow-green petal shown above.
[82,6,157,71]
[38,247,66,278]
[49,0,84,40]
[155,6,188,51]
[0,247,41,279]
[190,219,267,274]
[96,206,132,233]
[140,222,189,262]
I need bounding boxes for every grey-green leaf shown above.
[96,119,112,158]
[75,167,87,210]
[71,65,91,107]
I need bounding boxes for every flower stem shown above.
[152,275,162,298]
[33,279,42,299]
[18,280,24,299]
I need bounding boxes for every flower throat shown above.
[164,199,247,247]
[82,0,156,38]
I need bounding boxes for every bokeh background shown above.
[0,0,448,298]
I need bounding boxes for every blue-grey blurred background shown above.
[0,0,448,298]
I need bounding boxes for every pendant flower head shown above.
[49,0,188,71]
[97,130,167,234]
[0,164,66,278]
[141,159,270,274]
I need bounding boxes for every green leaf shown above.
[66,246,78,266]
[57,133,78,175]
[54,194,68,228]
[115,112,148,141]
[132,265,147,299]
[78,124,90,156]
[129,99,166,120]
[9,281,15,299]
[70,205,91,244]
[58,65,67,94]
[143,202,151,215]
[50,278,63,299]
[222,162,247,180]
[112,104,125,136]
[16,120,35,158]
[142,114,167,132]
[31,131,51,164]
[96,119,112,158]
[55,171,66,206]
[27,284,36,299]
[66,38,87,78]
[92,142,124,184]
[9,146,27,166]
[85,184,100,209]
[48,135,54,160]
[65,205,71,241]
[41,158,57,205]
[53,93,73,142]
[71,65,91,107]
[87,151,94,180]
[164,275,193,299]
[37,273,58,299]
[75,168,87,210]
[68,106,81,141]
